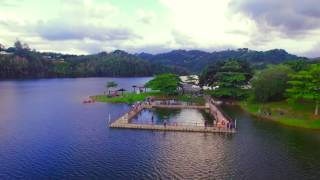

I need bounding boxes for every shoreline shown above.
[237,101,320,130]
[92,92,206,105]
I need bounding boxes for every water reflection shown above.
[0,78,320,179]
[130,108,213,126]
[222,105,320,179]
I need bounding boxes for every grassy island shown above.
[92,92,205,105]
[92,74,205,105]
[92,92,161,104]
[240,101,320,129]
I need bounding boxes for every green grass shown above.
[92,92,162,104]
[92,92,205,105]
[239,100,320,129]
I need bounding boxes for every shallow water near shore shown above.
[0,77,320,179]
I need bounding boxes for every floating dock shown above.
[110,123,236,133]
[109,99,236,134]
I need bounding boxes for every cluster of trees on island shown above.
[143,59,319,116]
[199,60,320,115]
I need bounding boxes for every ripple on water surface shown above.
[1,78,320,179]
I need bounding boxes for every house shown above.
[180,75,199,85]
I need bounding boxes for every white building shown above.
[180,75,199,84]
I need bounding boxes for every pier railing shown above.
[110,98,236,133]
[214,102,233,122]
[131,122,216,127]
[205,96,235,128]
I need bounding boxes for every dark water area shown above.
[0,78,320,179]
[130,108,212,126]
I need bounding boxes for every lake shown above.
[0,77,320,179]
[130,108,213,126]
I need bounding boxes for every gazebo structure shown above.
[105,88,127,97]
[117,88,126,96]
[132,85,147,93]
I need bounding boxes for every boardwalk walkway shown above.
[109,99,236,134]
[110,123,236,133]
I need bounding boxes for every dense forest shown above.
[0,41,187,79]
[0,41,309,79]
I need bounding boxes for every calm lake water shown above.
[130,108,212,126]
[0,77,320,179]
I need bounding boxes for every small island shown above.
[92,74,236,133]
[92,60,320,130]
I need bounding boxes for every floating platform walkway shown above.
[110,123,236,133]
[150,104,208,109]
[109,99,236,134]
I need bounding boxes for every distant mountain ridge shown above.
[0,48,187,79]
[137,48,307,72]
[0,45,308,78]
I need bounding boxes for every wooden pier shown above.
[151,104,208,109]
[109,99,236,134]
[110,123,236,133]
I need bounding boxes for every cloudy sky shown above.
[0,0,319,57]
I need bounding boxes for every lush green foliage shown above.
[0,41,310,79]
[252,65,293,102]
[199,60,252,86]
[287,64,320,115]
[240,100,320,129]
[284,60,308,72]
[200,60,253,99]
[145,74,181,95]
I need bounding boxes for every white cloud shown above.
[0,0,320,56]
[159,0,252,48]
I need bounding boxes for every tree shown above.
[202,60,253,99]
[145,74,181,95]
[199,61,224,87]
[106,81,118,94]
[284,60,307,72]
[14,40,23,50]
[23,42,30,51]
[252,65,293,102]
[287,64,320,115]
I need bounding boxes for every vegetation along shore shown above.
[2,41,319,130]
[93,58,320,130]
